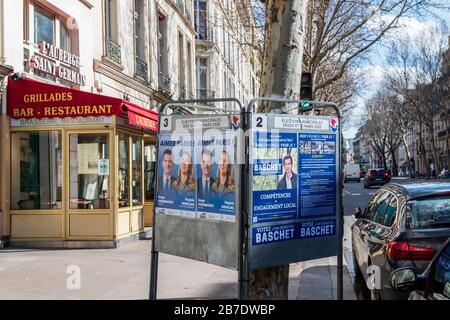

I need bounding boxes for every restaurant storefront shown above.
[3,75,157,248]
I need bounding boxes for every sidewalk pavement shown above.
[0,224,357,300]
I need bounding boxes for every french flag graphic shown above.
[330,118,338,132]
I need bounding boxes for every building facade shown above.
[193,0,260,107]
[0,0,260,247]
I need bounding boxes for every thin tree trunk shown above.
[251,0,308,300]
[402,133,412,175]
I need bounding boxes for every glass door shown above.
[65,130,112,239]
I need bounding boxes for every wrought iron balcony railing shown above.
[195,26,214,42]
[135,57,148,80]
[106,39,122,64]
[158,73,172,95]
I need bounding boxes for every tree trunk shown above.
[402,133,412,175]
[391,149,398,176]
[250,0,308,300]
[258,0,307,113]
[445,119,450,170]
[430,137,441,178]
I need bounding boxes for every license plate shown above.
[375,178,382,181]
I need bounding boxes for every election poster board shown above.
[248,113,340,269]
[154,113,241,269]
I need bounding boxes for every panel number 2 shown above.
[252,115,267,130]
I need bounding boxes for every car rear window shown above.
[408,197,450,229]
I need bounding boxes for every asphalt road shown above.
[343,179,379,216]
[342,177,411,216]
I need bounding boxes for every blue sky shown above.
[342,7,450,139]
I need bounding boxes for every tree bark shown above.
[402,133,412,174]
[258,0,307,113]
[250,0,308,300]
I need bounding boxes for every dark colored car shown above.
[390,237,450,300]
[363,168,391,188]
[439,170,450,179]
[360,169,367,179]
[352,182,450,300]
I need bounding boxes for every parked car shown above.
[390,237,450,300]
[363,168,390,188]
[352,182,450,300]
[360,169,367,179]
[439,169,450,179]
[344,163,361,183]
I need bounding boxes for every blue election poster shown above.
[252,223,296,245]
[195,132,236,222]
[298,220,336,239]
[298,133,336,218]
[156,134,196,218]
[252,132,298,224]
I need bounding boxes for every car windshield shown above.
[408,196,450,229]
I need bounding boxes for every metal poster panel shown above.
[248,113,341,269]
[154,114,241,269]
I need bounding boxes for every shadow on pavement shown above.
[297,265,357,300]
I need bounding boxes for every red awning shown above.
[6,75,158,132]
[123,102,158,132]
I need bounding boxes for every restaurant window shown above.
[144,143,156,201]
[69,134,110,210]
[34,8,54,44]
[11,131,62,210]
[118,133,130,207]
[132,137,142,206]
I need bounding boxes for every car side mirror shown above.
[390,268,417,291]
[354,207,363,219]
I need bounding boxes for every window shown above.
[60,23,70,52]
[132,137,142,206]
[369,191,391,224]
[105,0,121,63]
[105,0,118,43]
[196,57,208,98]
[178,32,185,98]
[157,13,168,76]
[118,133,130,207]
[186,41,192,97]
[11,131,62,210]
[34,8,54,44]
[383,195,398,226]
[144,143,156,201]
[134,0,145,60]
[194,0,207,40]
[69,134,110,210]
[408,196,450,229]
